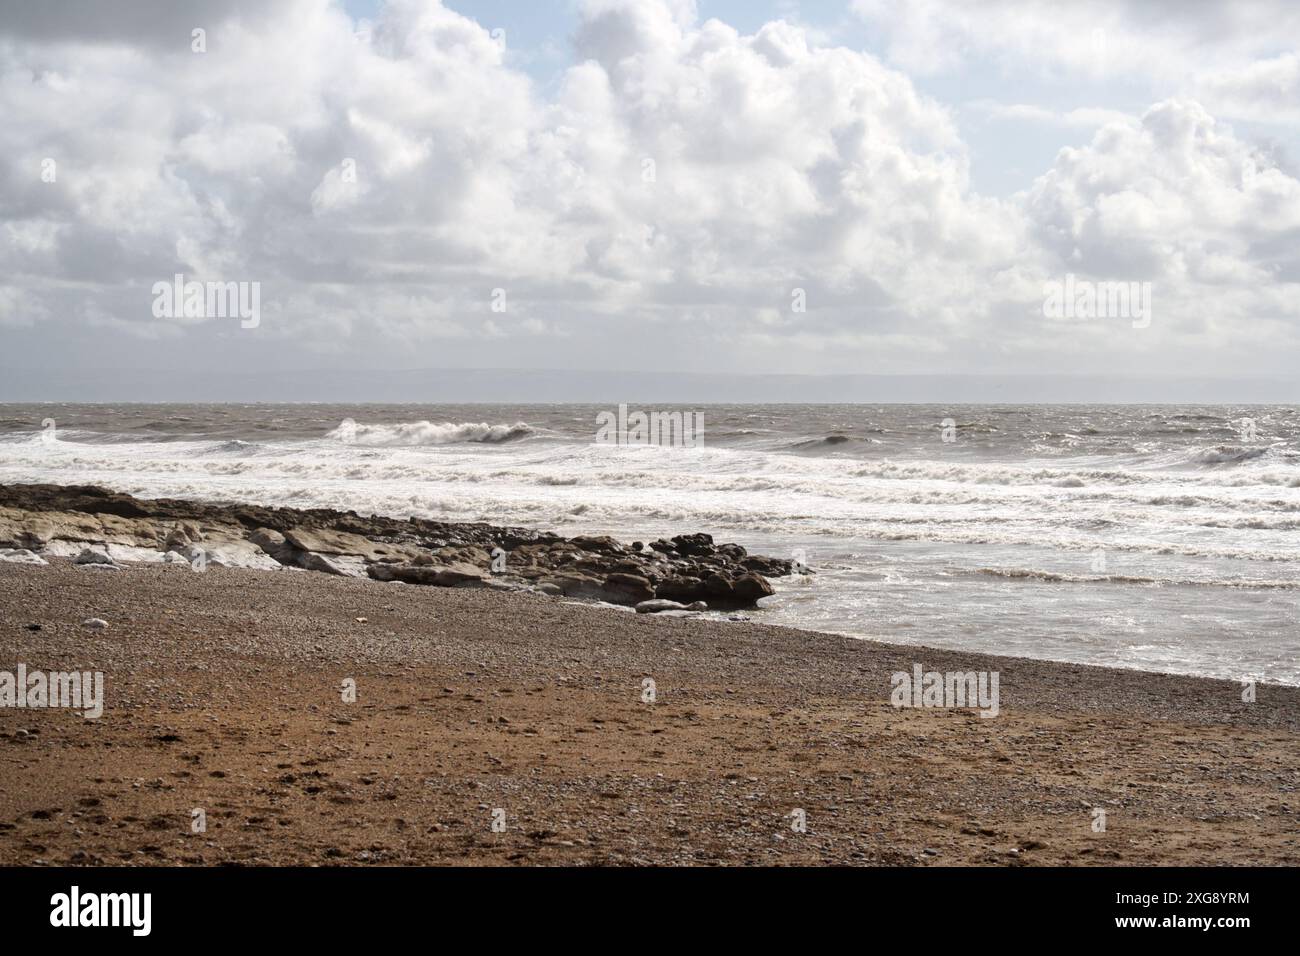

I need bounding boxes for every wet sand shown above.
[1,560,1297,866]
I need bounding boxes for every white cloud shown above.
[1195,53,1300,125]
[852,0,1300,90]
[0,0,1296,379]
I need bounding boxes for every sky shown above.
[1,0,1298,400]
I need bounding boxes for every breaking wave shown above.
[325,420,535,446]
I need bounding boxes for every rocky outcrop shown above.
[0,484,796,609]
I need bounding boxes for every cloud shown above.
[0,0,1296,380]
[1195,53,1300,125]
[852,0,1300,90]
[1022,99,1300,361]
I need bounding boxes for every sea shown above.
[2,402,1297,685]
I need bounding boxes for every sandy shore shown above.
[1,559,1297,866]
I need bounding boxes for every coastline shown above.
[2,544,1297,864]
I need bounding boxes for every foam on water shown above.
[2,403,1297,684]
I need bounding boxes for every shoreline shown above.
[1,482,1297,865]
[2,480,1298,688]
[2,556,1297,865]
[0,482,794,612]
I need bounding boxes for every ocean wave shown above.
[1184,444,1274,466]
[973,567,1300,589]
[789,434,864,452]
[324,420,535,446]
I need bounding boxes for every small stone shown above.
[81,618,108,631]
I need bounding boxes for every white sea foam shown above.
[2,406,1297,684]
[324,420,534,445]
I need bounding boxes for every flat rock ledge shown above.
[0,484,796,610]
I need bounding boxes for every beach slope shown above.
[1,560,1296,866]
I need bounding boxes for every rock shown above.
[671,533,715,556]
[432,562,486,586]
[0,509,53,550]
[282,527,416,563]
[197,538,282,570]
[164,525,200,550]
[635,599,689,614]
[537,574,606,599]
[0,484,794,609]
[599,573,655,604]
[74,548,115,565]
[741,555,794,575]
[248,527,296,563]
[367,561,485,587]
[300,552,364,577]
[0,548,47,565]
[704,572,735,597]
[685,601,709,611]
[81,618,108,630]
[366,563,402,582]
[570,535,625,555]
[657,576,705,603]
[732,573,775,604]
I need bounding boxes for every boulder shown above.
[164,524,201,550]
[249,527,296,563]
[671,533,715,556]
[282,527,416,563]
[657,576,705,603]
[732,573,775,604]
[741,555,794,576]
[74,548,115,566]
[432,562,486,586]
[0,548,47,565]
[299,552,364,577]
[196,536,283,570]
[367,561,485,587]
[599,573,655,604]
[537,573,606,599]
[570,535,625,555]
[704,572,735,597]
[0,508,55,550]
